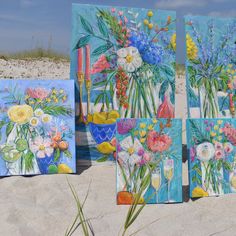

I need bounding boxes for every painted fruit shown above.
[58,164,73,174]
[58,141,69,151]
[48,165,58,174]
[97,142,115,154]
[117,191,134,204]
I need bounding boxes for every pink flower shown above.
[146,131,172,153]
[224,142,234,154]
[222,124,236,146]
[111,8,116,13]
[117,119,136,134]
[190,147,195,162]
[26,87,50,100]
[124,16,128,23]
[30,136,53,158]
[118,11,123,16]
[215,149,224,160]
[215,142,223,150]
[143,152,152,162]
[91,54,110,74]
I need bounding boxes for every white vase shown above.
[6,124,40,175]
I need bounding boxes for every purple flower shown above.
[210,122,214,127]
[117,119,136,134]
[204,120,208,125]
[190,147,196,162]
[137,148,145,156]
[206,127,210,132]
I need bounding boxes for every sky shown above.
[0,0,235,63]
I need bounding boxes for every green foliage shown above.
[6,122,14,137]
[16,139,28,152]
[43,105,73,116]
[24,151,34,172]
[92,43,113,57]
[97,15,109,38]
[96,155,109,162]
[54,148,61,162]
[74,35,91,50]
[64,150,72,158]
[79,15,94,34]
[48,165,58,174]
[189,120,208,144]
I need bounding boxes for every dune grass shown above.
[0,48,69,61]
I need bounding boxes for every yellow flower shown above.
[217,120,223,125]
[170,33,176,51]
[143,19,149,25]
[52,89,57,95]
[46,98,51,103]
[29,117,39,127]
[134,130,139,136]
[59,89,64,94]
[25,95,30,100]
[219,128,223,134]
[210,132,216,137]
[192,186,209,198]
[212,139,216,144]
[140,123,146,129]
[148,124,154,131]
[218,136,222,141]
[147,10,153,17]
[140,138,146,143]
[214,125,219,130]
[54,98,59,103]
[29,100,35,105]
[139,130,146,137]
[152,118,158,124]
[8,104,33,124]
[186,34,198,60]
[148,23,153,29]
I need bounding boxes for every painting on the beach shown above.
[0,80,76,176]
[187,119,236,198]
[185,16,236,118]
[70,4,176,164]
[116,118,182,204]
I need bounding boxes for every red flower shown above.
[91,54,110,74]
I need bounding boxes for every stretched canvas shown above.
[187,119,236,198]
[71,4,177,164]
[116,118,182,204]
[0,80,76,176]
[185,16,236,118]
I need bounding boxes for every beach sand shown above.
[0,59,235,236]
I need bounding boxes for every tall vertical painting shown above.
[185,16,236,118]
[71,4,177,164]
[0,80,76,176]
[116,118,182,204]
[187,119,236,198]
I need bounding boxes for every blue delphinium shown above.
[129,31,164,65]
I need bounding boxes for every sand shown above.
[0,59,235,236]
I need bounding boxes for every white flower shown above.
[41,114,52,123]
[34,108,44,117]
[118,136,144,165]
[29,117,39,127]
[196,142,215,162]
[30,136,53,159]
[117,46,142,73]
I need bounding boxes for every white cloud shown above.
[155,0,208,9]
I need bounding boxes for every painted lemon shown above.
[97,142,115,154]
[93,112,106,124]
[192,186,209,198]
[107,110,120,119]
[104,118,116,124]
[133,193,145,204]
[58,164,73,174]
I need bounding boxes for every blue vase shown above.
[89,122,116,144]
[36,154,59,174]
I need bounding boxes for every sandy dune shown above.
[0,59,235,236]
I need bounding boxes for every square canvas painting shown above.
[116,118,182,204]
[0,79,76,176]
[71,4,177,165]
[185,16,236,118]
[187,119,236,198]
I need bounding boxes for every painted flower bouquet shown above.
[75,7,176,119]
[0,85,74,175]
[186,17,236,118]
[116,118,181,204]
[189,119,236,197]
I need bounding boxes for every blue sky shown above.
[0,0,235,63]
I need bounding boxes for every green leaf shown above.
[48,165,58,174]
[0,121,5,129]
[74,35,91,50]
[109,81,114,98]
[54,148,61,162]
[161,65,174,77]
[140,166,147,179]
[96,155,109,162]
[6,122,14,137]
[92,43,113,57]
[24,151,34,172]
[190,59,201,65]
[159,80,169,100]
[93,80,107,87]
[188,120,207,144]
[223,161,233,172]
[97,16,109,37]
[79,15,94,34]
[43,105,72,116]
[105,94,110,110]
[192,165,202,176]
[94,93,104,106]
[16,139,28,152]
[64,150,72,158]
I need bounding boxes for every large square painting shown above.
[185,16,236,118]
[71,4,177,164]
[116,118,182,204]
[187,119,236,198]
[0,79,76,176]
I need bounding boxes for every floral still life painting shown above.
[0,80,76,176]
[116,118,182,204]
[187,119,236,198]
[70,4,176,164]
[185,16,236,118]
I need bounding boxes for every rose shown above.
[26,87,50,100]
[146,131,172,153]
[214,142,223,150]
[8,104,33,124]
[196,142,215,162]
[215,149,224,160]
